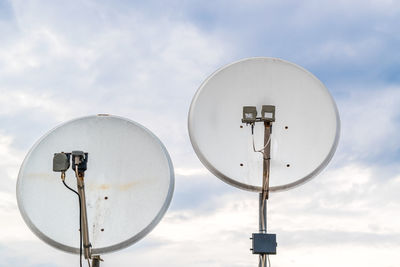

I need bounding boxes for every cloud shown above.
[337,87,400,164]
[0,0,233,157]
[0,132,24,191]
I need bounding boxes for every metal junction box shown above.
[251,233,277,254]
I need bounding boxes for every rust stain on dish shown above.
[99,184,110,190]
[27,173,55,180]
[90,181,140,191]
[118,181,137,191]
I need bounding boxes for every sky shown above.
[0,0,399,266]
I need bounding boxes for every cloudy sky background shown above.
[0,0,399,266]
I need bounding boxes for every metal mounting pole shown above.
[259,122,271,267]
[258,193,267,267]
[244,106,276,267]
[262,122,271,200]
[76,172,92,260]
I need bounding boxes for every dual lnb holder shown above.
[53,151,88,175]
[242,105,275,124]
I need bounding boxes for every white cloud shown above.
[0,132,25,190]
[0,0,232,167]
[175,167,209,176]
[338,87,400,161]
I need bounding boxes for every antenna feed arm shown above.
[72,151,88,174]
[71,151,92,260]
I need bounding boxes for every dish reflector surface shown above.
[188,57,340,192]
[17,115,174,254]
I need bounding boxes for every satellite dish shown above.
[188,57,340,192]
[188,57,340,266]
[17,115,174,259]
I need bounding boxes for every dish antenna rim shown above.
[188,56,340,192]
[16,114,175,254]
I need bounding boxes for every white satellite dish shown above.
[188,57,340,266]
[17,115,174,265]
[188,57,340,192]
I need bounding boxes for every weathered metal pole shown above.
[258,122,271,267]
[76,172,91,260]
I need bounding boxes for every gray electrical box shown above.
[251,233,277,254]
